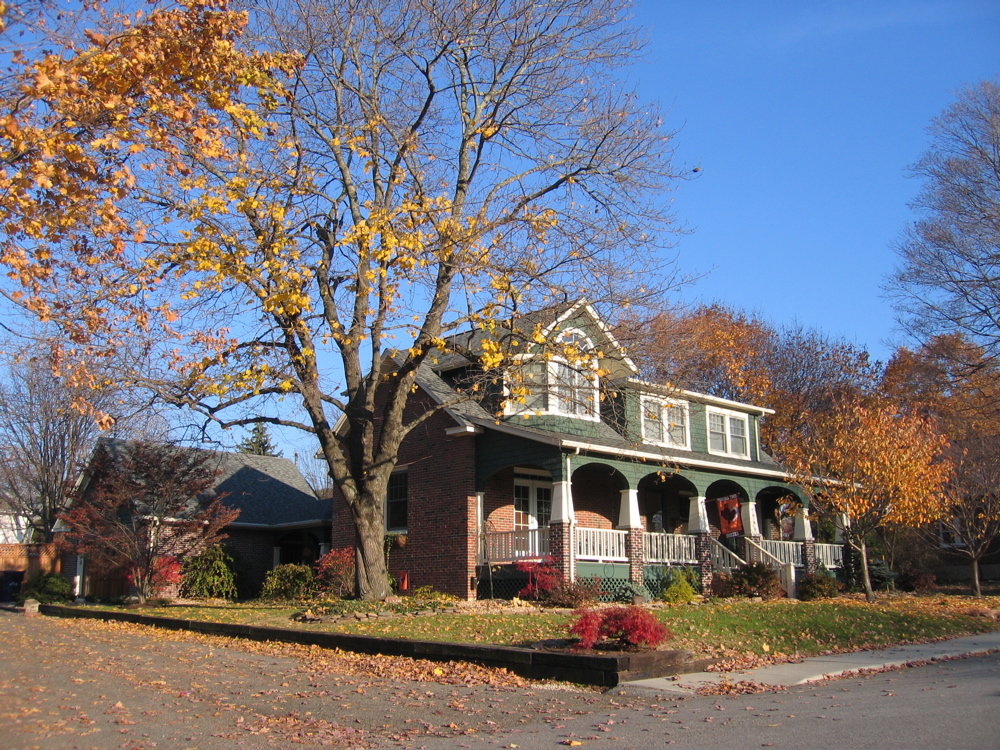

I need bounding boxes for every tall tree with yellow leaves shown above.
[2,0,683,599]
[784,397,950,601]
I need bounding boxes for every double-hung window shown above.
[641,396,690,449]
[707,409,750,458]
[385,472,408,532]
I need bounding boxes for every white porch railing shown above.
[759,539,804,567]
[745,537,797,598]
[709,538,746,572]
[480,528,549,563]
[643,532,698,564]
[816,542,845,569]
[575,527,628,562]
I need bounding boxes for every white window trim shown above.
[640,395,691,450]
[706,406,751,459]
[502,327,601,422]
[514,476,554,530]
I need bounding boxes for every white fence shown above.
[759,539,804,567]
[480,528,549,563]
[709,538,746,572]
[816,542,844,569]
[643,532,698,564]
[575,527,628,562]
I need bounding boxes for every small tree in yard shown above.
[59,443,239,603]
[785,397,950,602]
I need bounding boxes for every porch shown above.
[481,526,843,569]
[480,526,844,598]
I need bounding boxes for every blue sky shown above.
[630,0,999,363]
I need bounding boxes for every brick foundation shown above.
[694,532,713,594]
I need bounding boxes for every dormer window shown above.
[641,396,689,449]
[504,328,599,421]
[707,408,750,458]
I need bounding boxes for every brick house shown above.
[330,300,844,600]
[64,439,331,599]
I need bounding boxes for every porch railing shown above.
[816,542,845,569]
[758,539,804,567]
[745,537,797,598]
[480,528,549,563]
[575,527,628,562]
[643,532,698,564]
[709,538,746,573]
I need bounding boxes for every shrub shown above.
[897,568,937,594]
[152,556,183,595]
[660,575,698,604]
[544,578,603,608]
[613,581,652,603]
[260,563,315,600]
[866,559,898,591]
[733,562,784,599]
[514,557,562,600]
[569,606,671,651]
[796,571,840,601]
[19,572,73,604]
[315,548,355,598]
[181,545,238,600]
[711,562,783,599]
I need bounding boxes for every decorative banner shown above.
[717,495,744,538]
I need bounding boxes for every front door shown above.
[514,480,552,530]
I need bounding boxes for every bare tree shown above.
[888,80,1000,369]
[0,350,168,541]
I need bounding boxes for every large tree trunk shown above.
[353,504,391,601]
[970,557,982,597]
[858,541,875,602]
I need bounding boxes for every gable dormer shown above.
[502,301,638,422]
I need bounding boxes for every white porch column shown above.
[475,492,485,533]
[793,512,814,541]
[687,496,710,533]
[551,480,574,523]
[272,547,281,568]
[72,555,85,600]
[740,500,761,537]
[617,489,641,529]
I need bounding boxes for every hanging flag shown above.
[717,495,744,538]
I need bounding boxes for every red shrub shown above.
[151,556,183,594]
[515,557,562,600]
[315,548,356,597]
[569,606,671,650]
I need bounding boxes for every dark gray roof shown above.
[91,439,326,526]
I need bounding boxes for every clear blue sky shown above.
[630,0,999,363]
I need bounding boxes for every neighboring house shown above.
[330,300,844,600]
[65,439,331,599]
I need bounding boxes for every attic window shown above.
[504,328,599,421]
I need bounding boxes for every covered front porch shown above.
[476,455,845,598]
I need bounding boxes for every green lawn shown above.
[84,593,1000,665]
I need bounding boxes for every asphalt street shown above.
[1,610,996,750]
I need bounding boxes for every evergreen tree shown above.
[237,424,280,457]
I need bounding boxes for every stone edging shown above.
[39,604,708,687]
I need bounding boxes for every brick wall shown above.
[571,469,617,529]
[328,388,479,599]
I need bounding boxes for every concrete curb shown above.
[620,632,1000,694]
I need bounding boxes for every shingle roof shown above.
[92,439,326,526]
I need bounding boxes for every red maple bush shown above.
[569,606,671,651]
[315,547,356,597]
[515,557,562,599]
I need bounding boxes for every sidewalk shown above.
[621,631,1000,694]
